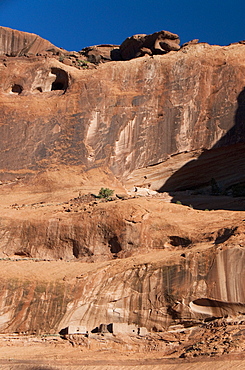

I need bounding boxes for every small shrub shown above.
[176,200,182,205]
[98,187,114,199]
[77,59,90,68]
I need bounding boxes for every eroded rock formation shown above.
[0,27,245,355]
[0,241,245,336]
[81,44,121,63]
[0,26,245,197]
[0,26,61,56]
[0,197,244,261]
[120,30,181,60]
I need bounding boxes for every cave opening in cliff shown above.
[51,67,68,92]
[108,236,122,256]
[11,84,23,95]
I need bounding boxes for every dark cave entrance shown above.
[52,81,65,90]
[50,68,68,92]
[11,84,23,94]
[108,236,122,256]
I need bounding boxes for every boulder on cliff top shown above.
[0,26,181,64]
[120,30,180,60]
[80,44,121,63]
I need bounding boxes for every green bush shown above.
[98,187,114,199]
[77,59,90,68]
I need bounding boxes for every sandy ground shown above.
[0,340,245,369]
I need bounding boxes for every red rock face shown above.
[0,243,245,335]
[120,30,181,60]
[0,27,245,193]
[0,26,60,56]
[1,28,245,342]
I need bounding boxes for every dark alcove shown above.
[51,68,68,92]
[108,236,122,255]
[11,84,23,94]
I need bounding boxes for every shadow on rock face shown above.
[159,87,245,210]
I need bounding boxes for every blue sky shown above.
[0,0,244,51]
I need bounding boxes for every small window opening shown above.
[91,326,99,333]
[11,84,23,95]
[36,87,42,92]
[50,67,68,92]
[107,323,113,333]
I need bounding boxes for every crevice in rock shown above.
[214,227,237,244]
[72,240,80,258]
[169,236,191,248]
[14,251,31,257]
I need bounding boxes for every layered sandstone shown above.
[0,27,245,356]
[0,27,245,195]
[0,233,245,335]
[0,197,244,261]
[0,196,245,334]
[0,26,61,56]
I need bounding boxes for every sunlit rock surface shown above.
[0,26,61,56]
[0,26,245,193]
[0,243,245,334]
[0,27,245,352]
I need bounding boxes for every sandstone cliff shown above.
[0,27,245,358]
[0,234,245,335]
[0,26,61,56]
[0,197,245,336]
[0,26,245,196]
